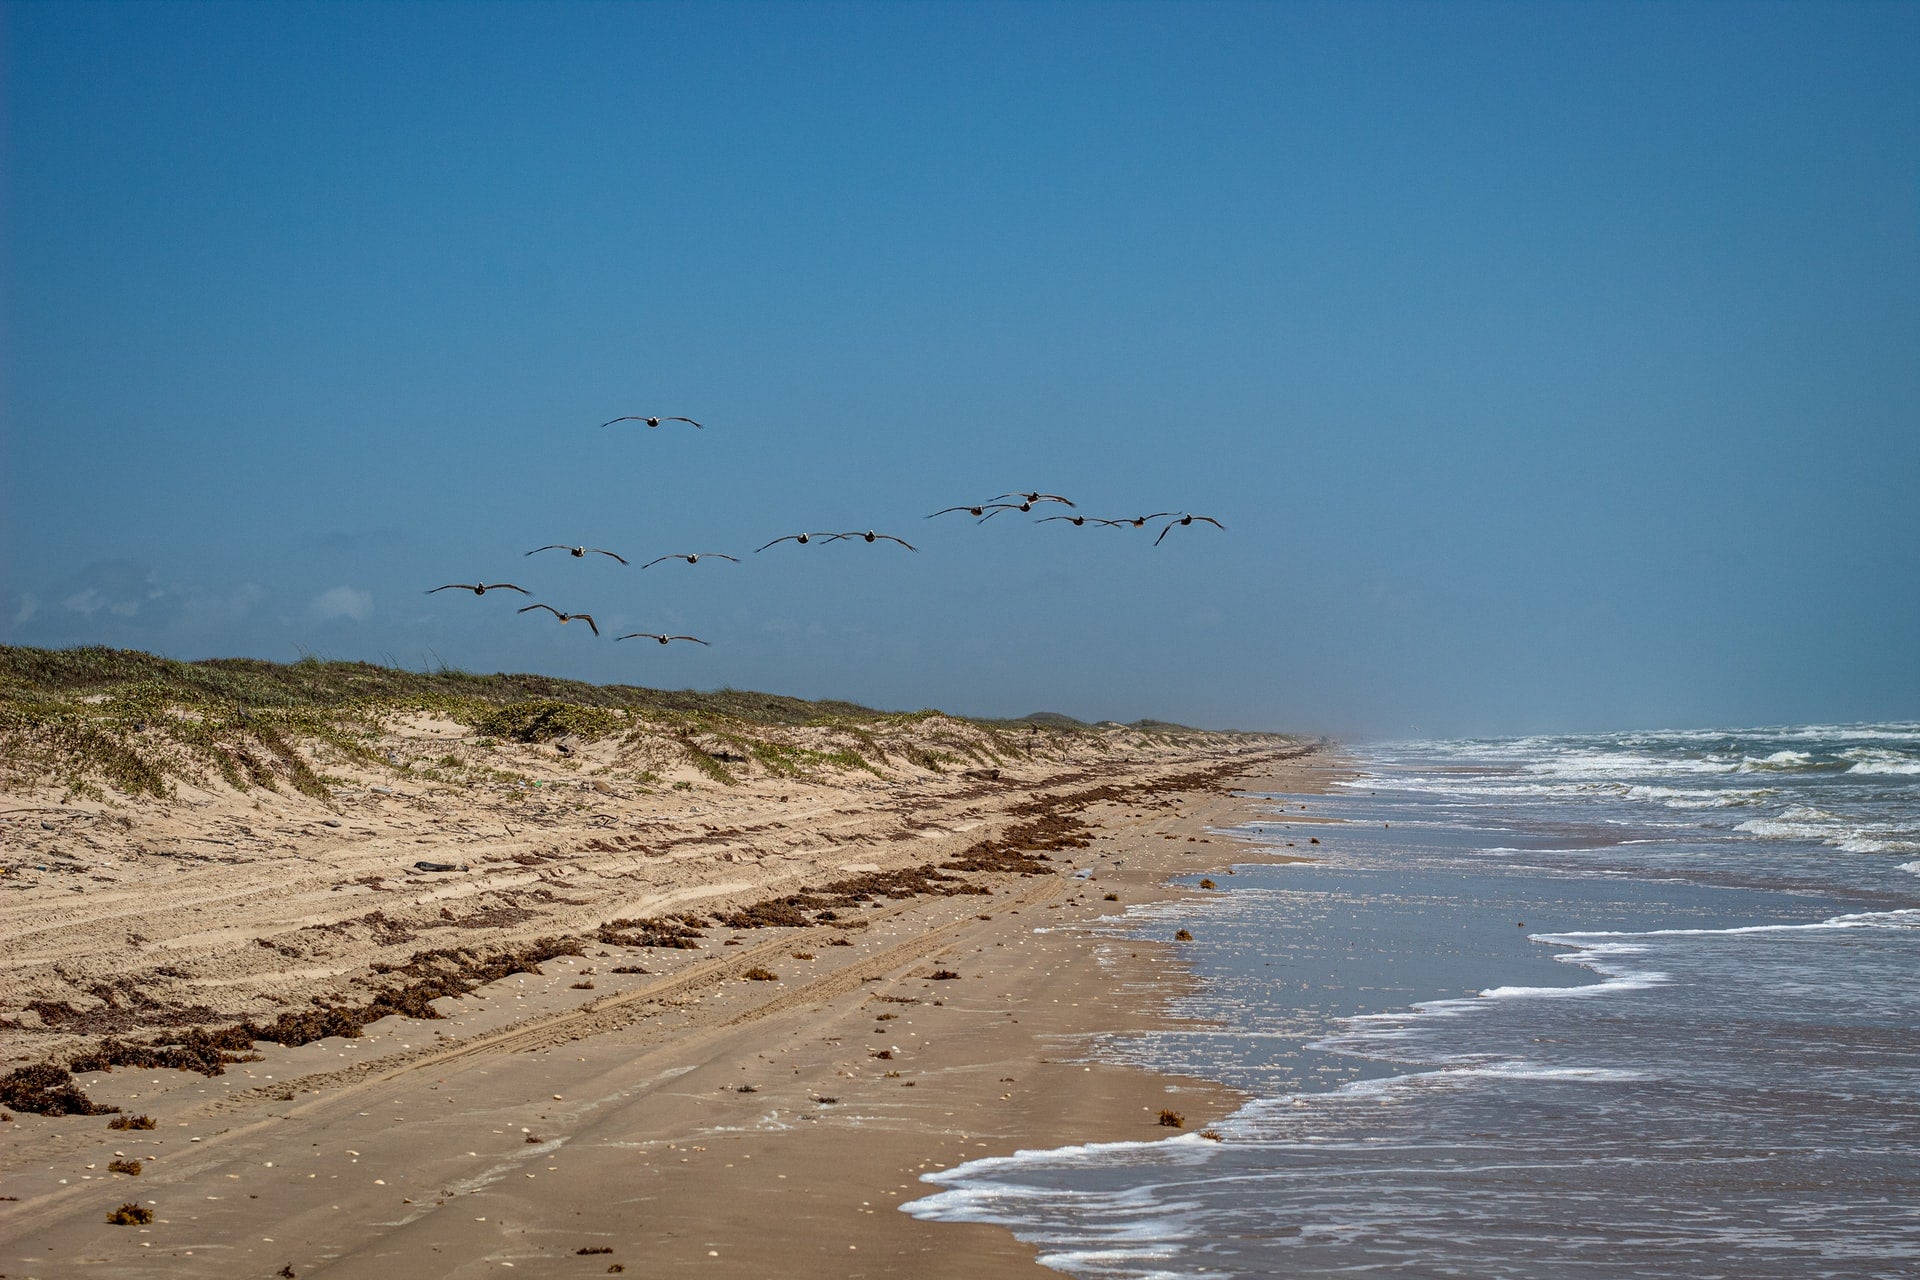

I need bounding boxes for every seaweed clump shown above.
[0,1064,118,1116]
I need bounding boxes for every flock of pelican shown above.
[429,415,1223,650]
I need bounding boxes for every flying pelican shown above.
[993,492,1075,509]
[426,582,529,595]
[828,531,917,550]
[1036,515,1124,528]
[602,415,702,429]
[928,503,1022,519]
[1153,514,1226,546]
[527,545,629,564]
[517,604,600,635]
[639,553,740,569]
[1115,512,1175,528]
[616,632,710,645]
[755,532,839,552]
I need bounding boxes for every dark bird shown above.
[993,492,1075,509]
[828,531,917,550]
[616,632,710,645]
[928,503,1022,519]
[1153,514,1226,546]
[755,532,839,552]
[517,604,600,635]
[1115,512,1175,528]
[1036,515,1123,528]
[427,582,530,595]
[527,545,629,564]
[640,553,740,569]
[602,415,702,429]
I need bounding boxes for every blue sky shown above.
[4,0,1915,736]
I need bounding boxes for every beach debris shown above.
[109,1113,156,1130]
[1103,892,1119,901]
[577,1247,614,1255]
[1152,513,1225,545]
[928,969,960,980]
[517,603,600,635]
[108,1158,143,1175]
[1199,878,1216,889]
[741,966,779,981]
[1,1065,118,1116]
[279,1267,297,1279]
[639,552,738,569]
[1199,1128,1224,1142]
[412,861,466,873]
[106,1202,153,1225]
[601,414,701,429]
[1158,1109,1185,1128]
[960,767,1001,781]
[570,980,594,989]
[426,582,528,596]
[614,632,709,646]
[526,544,629,564]
[1174,929,1193,941]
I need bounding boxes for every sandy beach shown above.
[2,694,1333,1277]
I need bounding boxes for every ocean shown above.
[903,725,1920,1277]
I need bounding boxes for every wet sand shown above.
[3,740,1338,1277]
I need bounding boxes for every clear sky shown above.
[3,0,1915,737]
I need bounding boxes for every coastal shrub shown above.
[474,700,620,744]
[106,1203,153,1224]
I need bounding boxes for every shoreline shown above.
[3,731,1341,1276]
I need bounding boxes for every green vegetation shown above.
[0,644,1242,801]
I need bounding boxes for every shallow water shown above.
[904,725,1920,1277]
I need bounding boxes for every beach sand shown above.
[2,725,1335,1277]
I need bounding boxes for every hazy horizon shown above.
[6,1,1915,738]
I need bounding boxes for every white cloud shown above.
[311,586,373,623]
[12,593,40,626]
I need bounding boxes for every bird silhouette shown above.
[1115,513,1175,528]
[639,553,740,569]
[527,545,628,564]
[827,531,917,550]
[602,415,702,429]
[1036,515,1123,528]
[755,532,838,552]
[616,632,709,645]
[517,604,600,635]
[1152,514,1225,546]
[928,502,1022,519]
[427,582,530,595]
[992,492,1075,509]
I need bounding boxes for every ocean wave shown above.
[1902,861,1920,877]
[1536,908,1920,942]
[1843,747,1920,776]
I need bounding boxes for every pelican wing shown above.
[573,613,599,636]
[639,556,675,570]
[601,416,648,427]
[527,545,572,556]
[670,636,710,645]
[663,417,703,428]
[518,603,561,617]
[484,583,530,593]
[428,584,477,594]
[875,535,918,550]
[755,535,801,552]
